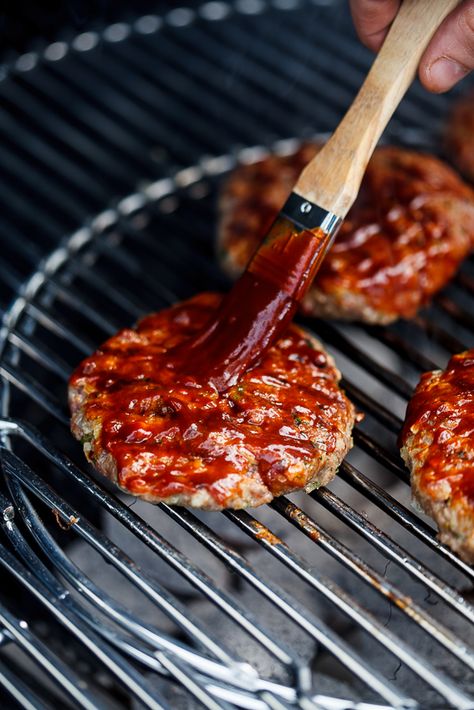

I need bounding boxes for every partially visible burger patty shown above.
[218,145,474,324]
[69,293,356,511]
[400,350,474,563]
[445,90,474,182]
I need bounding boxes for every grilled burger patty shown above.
[445,91,474,182]
[400,350,474,563]
[218,144,474,324]
[69,293,356,510]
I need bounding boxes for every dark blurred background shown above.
[0,1,178,56]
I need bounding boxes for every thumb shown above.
[419,1,474,93]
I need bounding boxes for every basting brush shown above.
[170,0,459,391]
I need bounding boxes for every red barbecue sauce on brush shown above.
[70,292,347,503]
[168,220,330,391]
[401,349,474,504]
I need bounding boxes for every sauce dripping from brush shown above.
[167,218,331,391]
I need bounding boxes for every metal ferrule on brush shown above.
[280,191,342,237]
[248,190,344,306]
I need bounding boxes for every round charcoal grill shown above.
[0,2,473,709]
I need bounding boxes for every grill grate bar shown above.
[353,430,409,482]
[339,461,474,580]
[7,476,240,680]
[0,658,51,710]
[6,468,304,708]
[141,24,337,140]
[2,449,244,668]
[15,71,149,178]
[414,316,467,354]
[161,505,412,708]
[43,280,120,336]
[0,482,177,708]
[94,238,178,308]
[340,380,402,433]
[139,25,300,126]
[120,218,229,290]
[0,261,24,295]
[25,303,96,356]
[10,421,301,675]
[228,507,474,702]
[0,110,107,208]
[313,488,474,623]
[43,63,159,169]
[0,180,65,242]
[301,22,449,130]
[4,456,321,710]
[0,536,169,709]
[103,40,264,152]
[272,496,473,641]
[198,22,345,134]
[311,321,414,399]
[0,598,101,710]
[155,653,234,710]
[59,266,144,321]
[435,296,474,333]
[0,364,69,425]
[361,327,440,374]
[1,83,132,191]
[0,142,88,226]
[75,42,237,162]
[7,331,72,381]
[49,255,151,322]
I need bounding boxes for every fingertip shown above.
[417,1,474,93]
[420,56,470,93]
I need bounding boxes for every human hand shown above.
[349,0,474,92]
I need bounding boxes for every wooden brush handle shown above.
[294,0,459,218]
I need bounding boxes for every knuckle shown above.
[459,2,474,43]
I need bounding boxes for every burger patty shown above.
[218,144,474,324]
[445,90,474,182]
[69,293,356,510]
[400,350,474,563]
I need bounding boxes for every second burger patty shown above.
[400,349,474,564]
[218,144,474,324]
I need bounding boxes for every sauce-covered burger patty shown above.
[445,90,474,182]
[400,350,474,563]
[218,145,474,324]
[69,293,356,510]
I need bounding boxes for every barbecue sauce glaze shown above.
[401,349,474,504]
[70,293,354,506]
[168,219,330,391]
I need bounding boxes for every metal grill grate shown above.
[0,2,473,709]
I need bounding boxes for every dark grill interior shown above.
[0,2,473,709]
